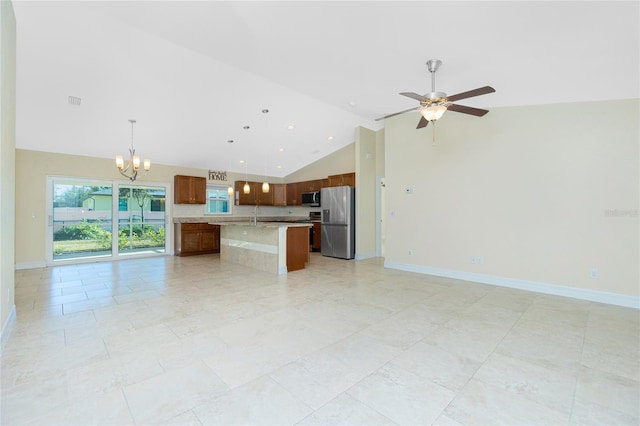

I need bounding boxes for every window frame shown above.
[205,184,233,215]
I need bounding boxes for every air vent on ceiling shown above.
[68,96,82,106]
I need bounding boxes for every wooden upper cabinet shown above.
[299,179,322,193]
[257,183,274,206]
[327,172,355,187]
[343,172,355,187]
[235,181,282,206]
[286,183,298,205]
[272,184,287,206]
[235,181,255,205]
[174,175,206,204]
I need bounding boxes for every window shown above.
[118,198,128,211]
[206,185,232,214]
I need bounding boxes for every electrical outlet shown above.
[408,250,413,256]
[590,268,599,279]
[471,256,483,264]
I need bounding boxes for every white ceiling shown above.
[12,1,639,178]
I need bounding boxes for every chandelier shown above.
[115,119,150,182]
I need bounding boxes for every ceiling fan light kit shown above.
[376,59,495,130]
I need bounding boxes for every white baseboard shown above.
[1,305,16,352]
[384,261,639,309]
[355,251,377,260]
[15,261,46,270]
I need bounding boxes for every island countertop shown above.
[173,216,310,224]
[212,221,312,228]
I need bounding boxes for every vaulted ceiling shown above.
[12,1,639,177]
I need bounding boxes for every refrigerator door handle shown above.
[322,209,330,224]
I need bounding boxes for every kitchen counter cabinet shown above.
[312,221,321,252]
[174,223,220,256]
[286,226,311,272]
[174,175,206,204]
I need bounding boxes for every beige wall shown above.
[1,0,17,347]
[355,126,377,259]
[384,99,639,303]
[14,149,293,267]
[285,143,355,182]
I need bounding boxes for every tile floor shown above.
[1,254,639,425]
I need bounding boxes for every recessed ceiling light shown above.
[287,125,295,130]
[262,109,269,114]
[348,101,357,108]
[243,125,250,130]
[279,148,285,152]
[276,165,282,169]
[239,160,245,164]
[227,140,234,143]
[327,136,334,141]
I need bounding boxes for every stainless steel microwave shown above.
[301,191,321,207]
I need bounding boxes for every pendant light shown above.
[227,140,234,195]
[262,151,269,193]
[261,109,270,193]
[242,126,251,194]
[243,160,250,194]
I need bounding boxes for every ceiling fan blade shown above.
[374,106,418,121]
[447,103,490,117]
[416,116,429,129]
[445,86,495,103]
[400,92,429,102]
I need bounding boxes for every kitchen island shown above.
[214,222,313,274]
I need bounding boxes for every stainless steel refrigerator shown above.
[321,186,355,259]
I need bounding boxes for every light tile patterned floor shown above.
[2,254,639,425]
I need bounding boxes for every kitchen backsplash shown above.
[172,203,319,218]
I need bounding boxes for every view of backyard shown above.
[52,181,166,259]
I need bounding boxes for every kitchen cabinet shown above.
[299,179,322,193]
[312,222,321,252]
[174,175,206,204]
[286,226,310,272]
[327,173,355,187]
[174,223,220,256]
[235,181,256,205]
[272,184,287,206]
[235,181,280,206]
[286,183,299,205]
[257,183,274,206]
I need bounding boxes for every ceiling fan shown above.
[376,59,495,129]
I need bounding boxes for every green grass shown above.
[53,238,164,255]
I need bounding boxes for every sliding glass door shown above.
[48,177,169,263]
[51,179,113,260]
[118,185,166,255]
